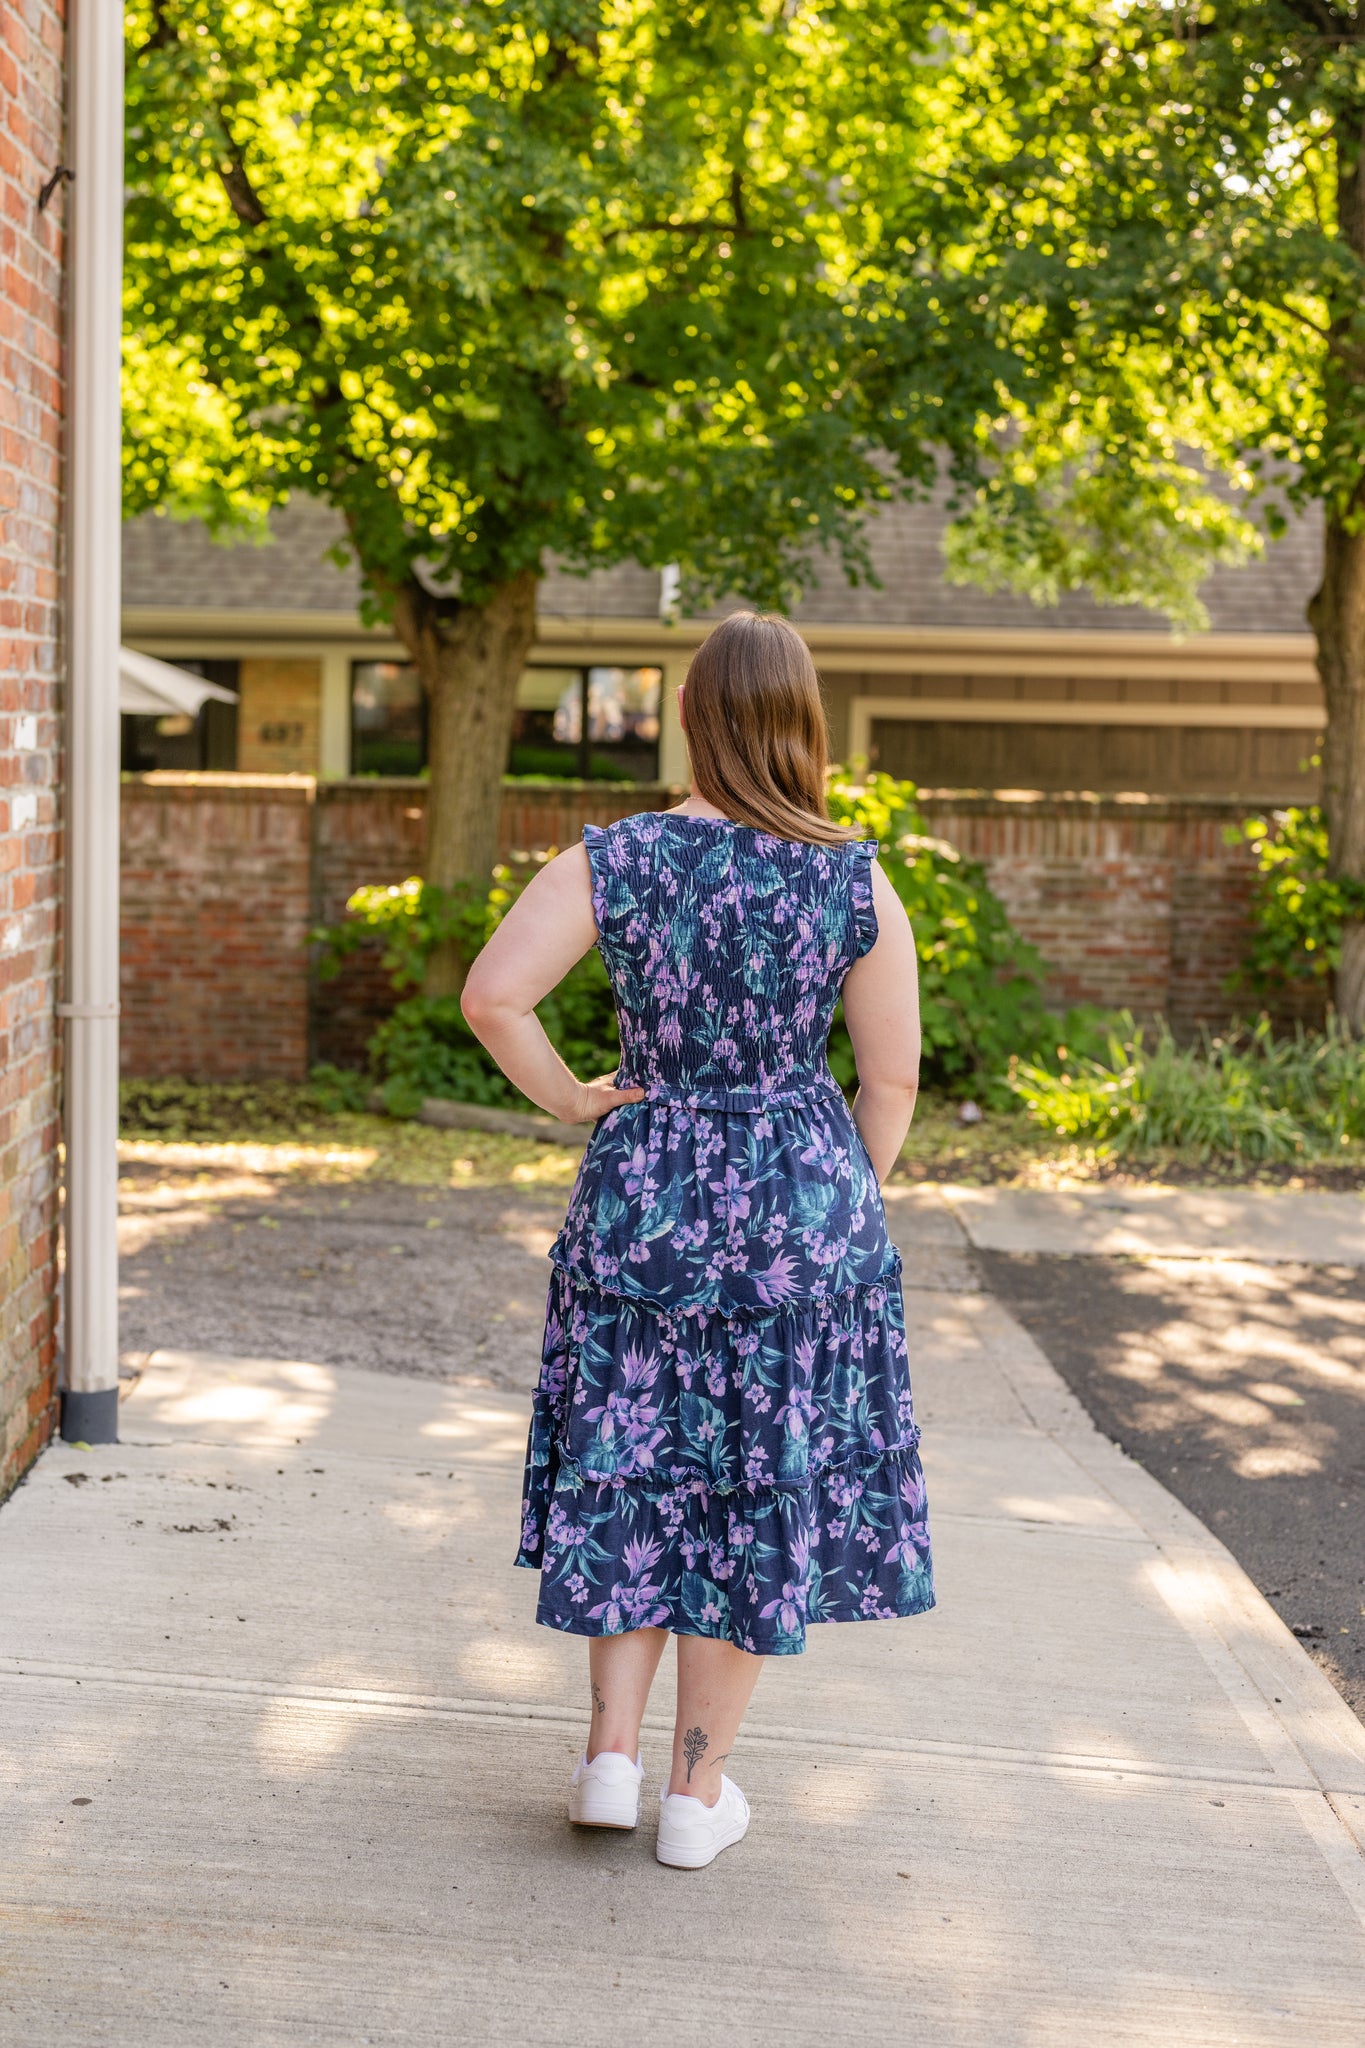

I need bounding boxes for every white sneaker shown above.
[655,1775,751,1869]
[568,1750,644,1829]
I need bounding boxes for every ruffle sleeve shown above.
[849,837,880,959]
[581,822,612,937]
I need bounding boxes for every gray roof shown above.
[122,489,1321,636]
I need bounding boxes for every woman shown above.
[461,610,933,1869]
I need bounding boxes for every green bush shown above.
[825,771,1061,1100]
[1010,1013,1365,1161]
[314,856,620,1117]
[316,775,1067,1112]
[1231,804,1365,990]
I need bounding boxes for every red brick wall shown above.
[1,0,64,1500]
[120,775,314,1080]
[118,777,1290,1083]
[916,792,1281,1031]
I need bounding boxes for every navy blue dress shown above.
[515,811,935,1655]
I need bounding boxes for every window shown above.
[351,661,426,777]
[512,666,661,781]
[120,659,239,771]
[348,661,663,781]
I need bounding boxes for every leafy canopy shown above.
[124,0,1002,612]
[904,2,1365,629]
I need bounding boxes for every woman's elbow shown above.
[459,968,498,1034]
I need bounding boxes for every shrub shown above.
[1009,1013,1365,1160]
[825,771,1060,1100]
[316,775,1066,1112]
[314,856,620,1117]
[1231,805,1365,990]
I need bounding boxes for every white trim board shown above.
[848,695,1323,759]
[122,606,1320,672]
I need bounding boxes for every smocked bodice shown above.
[584,813,878,1111]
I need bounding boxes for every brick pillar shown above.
[0,0,65,1497]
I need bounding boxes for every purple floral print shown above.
[515,812,935,1655]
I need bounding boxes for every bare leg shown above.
[668,1636,764,1806]
[585,1628,669,1762]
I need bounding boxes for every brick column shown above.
[0,0,65,1496]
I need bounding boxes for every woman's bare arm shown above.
[460,844,646,1123]
[839,861,922,1182]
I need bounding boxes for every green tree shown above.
[123,0,991,990]
[909,2,1365,1028]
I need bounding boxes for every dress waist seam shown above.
[621,1078,845,1114]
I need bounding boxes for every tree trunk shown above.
[1307,515,1365,1031]
[393,569,540,997]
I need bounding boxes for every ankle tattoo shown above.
[591,1680,606,1716]
[682,1726,708,1781]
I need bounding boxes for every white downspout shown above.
[60,0,124,1443]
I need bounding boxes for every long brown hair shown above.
[681,611,852,845]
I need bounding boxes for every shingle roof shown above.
[122,489,1321,636]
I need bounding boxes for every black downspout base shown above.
[59,1386,119,1445]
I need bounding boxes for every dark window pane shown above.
[119,657,240,771]
[509,665,661,781]
[351,661,426,776]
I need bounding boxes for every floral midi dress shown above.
[515,810,935,1656]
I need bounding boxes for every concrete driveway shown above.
[2,1185,1364,2043]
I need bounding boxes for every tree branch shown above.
[135,0,178,57]
[729,164,748,237]
[1278,0,1364,44]
[215,106,268,226]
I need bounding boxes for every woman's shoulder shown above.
[582,807,670,852]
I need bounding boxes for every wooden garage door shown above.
[869,719,1320,799]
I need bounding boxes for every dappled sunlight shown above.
[252,1695,359,1775]
[1186,1387,1277,1429]
[126,1352,337,1443]
[419,1402,529,1462]
[382,1496,470,1546]
[783,1760,881,1826]
[1234,1444,1323,1479]
[1053,1255,1365,1500]
[119,1138,380,1180]
[1285,1288,1365,1331]
[492,1209,560,1259]
[117,1122,583,1191]
[1215,1321,1365,1384]
[456,1631,572,1699]
[1143,1556,1225,1627]
[1247,1381,1308,1407]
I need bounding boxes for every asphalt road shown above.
[978,1249,1365,1722]
[118,1163,565,1392]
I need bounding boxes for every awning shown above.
[119,646,238,718]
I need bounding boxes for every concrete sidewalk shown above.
[942,1182,1365,1264]
[4,1188,1365,2045]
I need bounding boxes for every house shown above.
[121,489,1325,801]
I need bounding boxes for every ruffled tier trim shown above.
[533,1260,916,1498]
[517,1255,932,1653]
[516,1441,934,1657]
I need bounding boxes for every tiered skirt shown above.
[515,1094,935,1656]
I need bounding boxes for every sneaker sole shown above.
[569,1794,641,1830]
[655,1818,749,1869]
